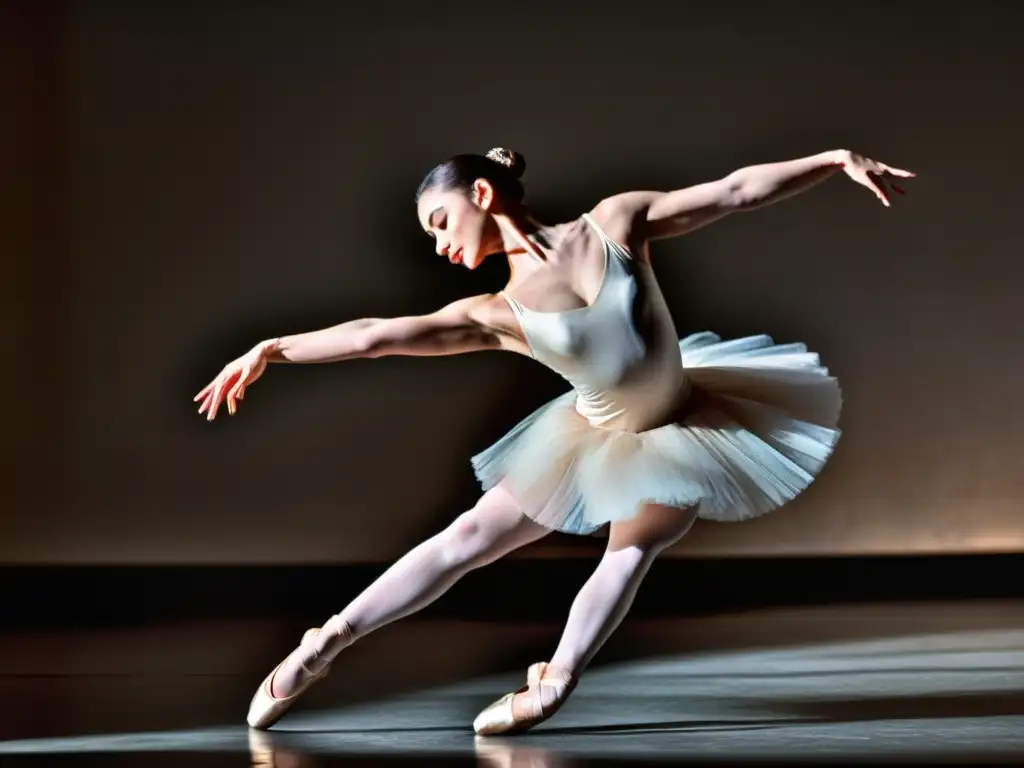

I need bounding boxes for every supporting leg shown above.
[546,503,699,676]
[474,503,699,735]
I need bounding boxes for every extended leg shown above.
[248,484,549,728]
[473,502,698,735]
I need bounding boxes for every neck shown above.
[493,206,550,282]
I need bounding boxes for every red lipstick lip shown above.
[450,248,463,265]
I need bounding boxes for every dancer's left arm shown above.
[601,149,914,242]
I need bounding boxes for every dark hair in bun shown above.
[416,147,528,203]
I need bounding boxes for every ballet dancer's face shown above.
[417,180,504,270]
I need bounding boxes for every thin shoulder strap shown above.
[498,289,527,318]
[581,212,632,261]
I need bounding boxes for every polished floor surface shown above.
[1,600,1023,766]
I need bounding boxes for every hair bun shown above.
[485,147,527,179]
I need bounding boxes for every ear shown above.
[471,178,496,210]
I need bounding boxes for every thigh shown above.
[607,502,699,554]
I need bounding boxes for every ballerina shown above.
[194,145,913,734]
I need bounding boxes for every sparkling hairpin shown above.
[486,148,516,168]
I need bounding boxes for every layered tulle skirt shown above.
[471,332,843,535]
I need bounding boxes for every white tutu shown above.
[471,331,843,535]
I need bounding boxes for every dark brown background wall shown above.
[4,1,1022,564]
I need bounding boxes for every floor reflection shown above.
[474,738,568,768]
[249,729,317,768]
[248,729,569,768]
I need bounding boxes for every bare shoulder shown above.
[587,191,661,261]
[437,292,502,317]
[431,293,500,329]
[441,293,517,340]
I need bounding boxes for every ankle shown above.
[306,615,355,671]
[542,663,575,684]
[509,662,576,721]
[542,661,578,688]
[323,614,355,644]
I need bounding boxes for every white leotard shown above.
[500,214,688,431]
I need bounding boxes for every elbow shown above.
[355,338,380,358]
[721,171,757,211]
[353,320,387,358]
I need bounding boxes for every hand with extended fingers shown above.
[194,338,279,421]
[837,149,915,207]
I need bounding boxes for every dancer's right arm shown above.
[269,294,504,363]
[195,294,505,420]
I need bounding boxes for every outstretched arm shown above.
[599,149,914,242]
[268,295,502,363]
[195,295,503,420]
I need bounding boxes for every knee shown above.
[438,510,492,570]
[607,505,698,556]
[601,543,657,578]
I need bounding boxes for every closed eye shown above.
[428,207,447,234]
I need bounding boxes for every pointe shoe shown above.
[473,662,576,736]
[246,624,351,730]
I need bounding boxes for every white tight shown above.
[270,484,698,699]
[548,502,698,673]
